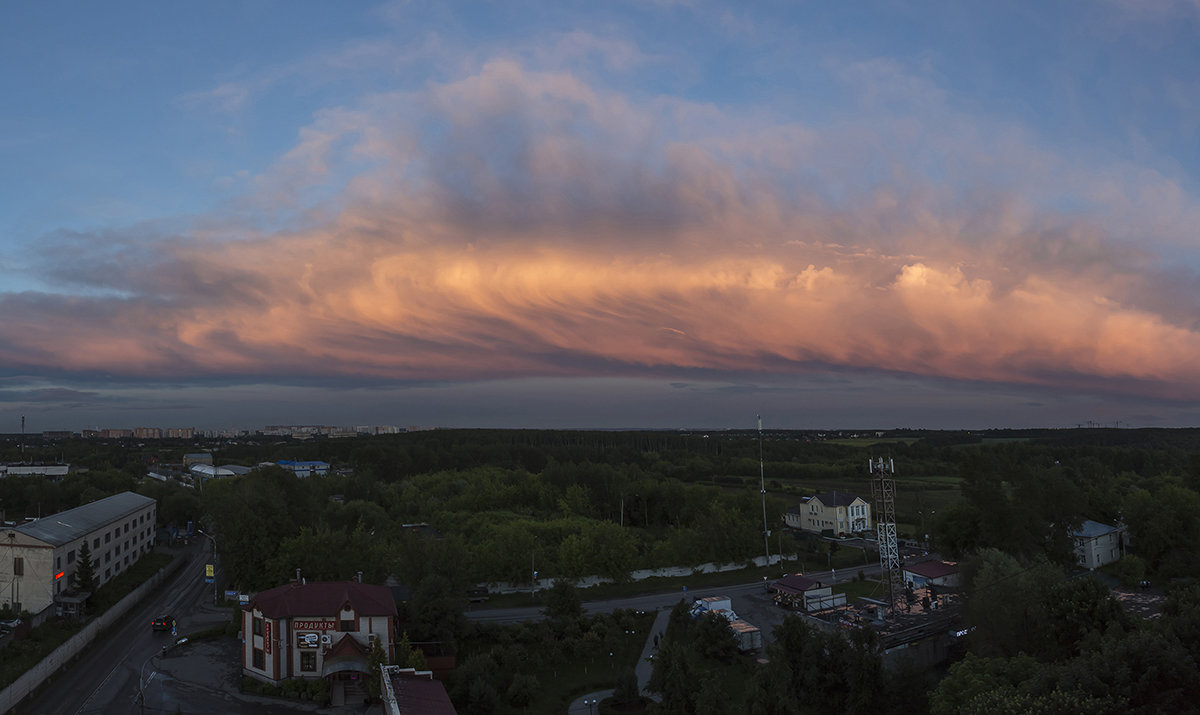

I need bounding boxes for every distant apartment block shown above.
[133,427,163,439]
[40,431,74,440]
[101,429,133,439]
[165,427,195,439]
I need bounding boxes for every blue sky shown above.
[2,1,1200,431]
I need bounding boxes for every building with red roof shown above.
[902,560,959,588]
[380,666,458,714]
[241,578,398,701]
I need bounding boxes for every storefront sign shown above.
[265,621,272,654]
[293,620,336,631]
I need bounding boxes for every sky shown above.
[2,0,1200,432]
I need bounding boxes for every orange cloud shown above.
[6,59,1200,404]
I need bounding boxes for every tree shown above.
[611,670,641,707]
[72,540,98,596]
[691,612,738,662]
[543,579,584,622]
[408,573,467,644]
[394,630,427,670]
[366,634,389,700]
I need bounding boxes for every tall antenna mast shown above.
[758,415,770,566]
[870,456,903,612]
[20,414,25,457]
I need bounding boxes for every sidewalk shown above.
[567,607,670,713]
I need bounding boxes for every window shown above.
[67,550,76,564]
[105,532,111,544]
[56,556,61,569]
[253,617,263,637]
[105,552,111,563]
[12,557,22,576]
[253,648,265,670]
[340,619,355,632]
[93,538,100,549]
[104,568,110,580]
[300,652,316,672]
[124,523,129,534]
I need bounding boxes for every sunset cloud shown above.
[3,58,1199,411]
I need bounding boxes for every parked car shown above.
[0,618,20,630]
[151,615,175,632]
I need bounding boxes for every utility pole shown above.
[758,415,770,566]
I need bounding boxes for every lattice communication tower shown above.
[870,457,904,611]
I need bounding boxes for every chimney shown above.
[294,568,301,586]
[356,571,363,584]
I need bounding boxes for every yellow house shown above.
[784,492,871,536]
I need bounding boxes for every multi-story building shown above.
[784,492,871,536]
[1073,520,1125,570]
[241,579,398,701]
[1,491,157,617]
[165,427,195,439]
[133,427,163,439]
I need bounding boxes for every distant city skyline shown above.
[3,2,1200,430]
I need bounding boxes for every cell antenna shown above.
[870,456,903,612]
[758,415,770,566]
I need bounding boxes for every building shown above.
[1073,520,1126,570]
[241,579,399,704]
[0,492,157,617]
[380,666,457,714]
[183,453,213,467]
[165,427,195,439]
[0,463,70,479]
[902,560,959,588]
[768,574,846,611]
[133,427,163,439]
[277,460,330,478]
[787,492,871,536]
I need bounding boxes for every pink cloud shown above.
[7,59,1200,404]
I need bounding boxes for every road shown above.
[19,542,216,715]
[466,563,886,631]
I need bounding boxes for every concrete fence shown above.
[487,552,798,595]
[0,554,184,715]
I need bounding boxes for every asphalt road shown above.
[465,563,887,636]
[19,542,215,715]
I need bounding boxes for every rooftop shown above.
[12,491,155,547]
[1073,519,1123,539]
[903,560,958,580]
[811,491,863,508]
[248,580,398,619]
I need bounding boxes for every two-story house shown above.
[785,492,871,536]
[1072,520,1125,570]
[241,579,398,704]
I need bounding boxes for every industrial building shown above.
[0,491,157,618]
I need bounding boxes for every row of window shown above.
[253,648,315,671]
